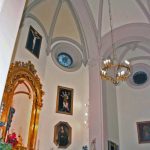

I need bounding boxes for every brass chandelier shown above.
[100,0,131,85]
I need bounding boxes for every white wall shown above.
[0,0,26,103]
[13,18,48,81]
[117,83,150,150]
[12,19,89,148]
[106,82,119,144]
[37,56,89,150]
[102,81,119,148]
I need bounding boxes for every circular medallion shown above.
[133,71,148,85]
[57,53,73,67]
[51,42,83,72]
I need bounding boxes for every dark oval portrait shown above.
[54,121,72,148]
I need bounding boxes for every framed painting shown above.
[54,121,72,148]
[137,121,150,143]
[56,86,73,115]
[26,25,42,58]
[108,141,119,150]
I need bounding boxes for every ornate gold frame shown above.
[0,61,44,150]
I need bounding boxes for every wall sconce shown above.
[84,103,89,127]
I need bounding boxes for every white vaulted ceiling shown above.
[25,0,150,39]
[101,0,148,35]
[24,0,88,68]
[23,0,150,73]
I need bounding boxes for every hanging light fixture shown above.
[100,0,131,85]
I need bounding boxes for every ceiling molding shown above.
[147,0,150,12]
[71,0,100,62]
[24,0,46,15]
[98,0,103,44]
[45,0,89,65]
[129,56,150,62]
[116,43,150,63]
[46,0,62,55]
[118,46,132,62]
[48,0,62,36]
[101,23,150,59]
[137,45,150,55]
[118,42,139,62]
[136,0,150,22]
[51,37,86,64]
[51,37,83,52]
[66,0,88,65]
[82,0,98,41]
[51,37,87,65]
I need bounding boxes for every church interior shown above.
[1,0,150,150]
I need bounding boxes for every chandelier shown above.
[100,0,131,85]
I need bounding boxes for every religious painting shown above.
[137,121,150,143]
[26,26,42,58]
[56,86,73,115]
[54,121,72,148]
[108,141,119,150]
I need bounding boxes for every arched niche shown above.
[0,61,44,150]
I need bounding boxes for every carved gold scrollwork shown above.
[1,61,44,150]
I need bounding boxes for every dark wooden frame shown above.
[137,121,150,143]
[108,141,119,150]
[26,26,42,58]
[54,121,72,148]
[56,86,73,115]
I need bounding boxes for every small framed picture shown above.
[56,86,73,115]
[54,121,72,148]
[108,141,119,150]
[137,121,150,143]
[26,26,42,58]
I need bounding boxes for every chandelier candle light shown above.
[100,0,131,85]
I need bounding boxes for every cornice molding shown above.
[51,37,85,61]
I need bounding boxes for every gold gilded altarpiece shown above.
[0,61,44,150]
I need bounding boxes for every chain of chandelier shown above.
[100,0,131,85]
